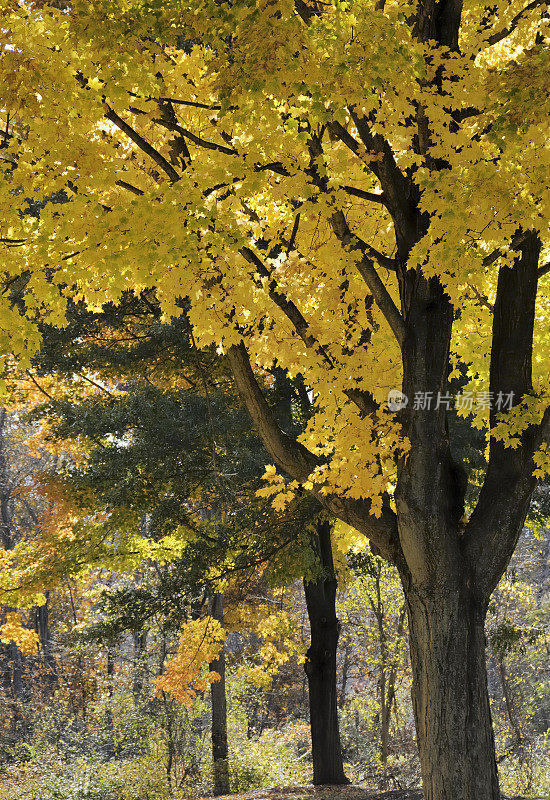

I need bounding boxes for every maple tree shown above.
[0,1,549,798]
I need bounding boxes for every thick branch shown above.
[294,0,320,23]
[227,342,319,481]
[0,238,26,247]
[157,96,223,111]
[227,342,401,562]
[413,0,463,48]
[238,245,381,418]
[239,246,335,368]
[343,113,418,248]
[330,210,406,346]
[157,100,191,169]
[464,230,545,596]
[307,134,407,344]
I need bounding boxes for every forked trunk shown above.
[406,584,500,800]
[303,520,349,786]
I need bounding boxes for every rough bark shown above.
[303,520,349,786]
[209,592,230,796]
[405,583,499,800]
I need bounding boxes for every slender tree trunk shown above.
[380,687,390,767]
[209,592,230,796]
[105,648,116,759]
[339,640,350,709]
[405,583,500,800]
[132,630,147,700]
[35,593,58,687]
[497,655,523,752]
[303,519,349,786]
[381,603,406,766]
[381,655,398,766]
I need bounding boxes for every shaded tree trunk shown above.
[405,583,499,800]
[105,648,116,759]
[339,639,350,709]
[209,592,230,796]
[497,654,523,753]
[303,519,349,786]
[132,630,147,700]
[35,593,58,687]
[379,602,406,766]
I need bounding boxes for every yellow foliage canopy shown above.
[0,0,547,558]
[154,616,226,708]
[0,611,40,655]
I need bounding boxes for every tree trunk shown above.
[406,585,500,800]
[105,648,116,759]
[132,630,147,700]
[380,687,390,767]
[35,593,58,687]
[303,519,349,786]
[339,640,350,709]
[497,654,523,753]
[381,603,406,766]
[209,592,230,796]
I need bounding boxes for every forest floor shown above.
[191,790,423,800]
[190,788,548,800]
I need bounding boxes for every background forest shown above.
[0,306,548,800]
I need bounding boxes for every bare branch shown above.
[0,238,26,247]
[25,371,53,401]
[238,240,384,419]
[286,213,301,254]
[347,110,417,247]
[468,283,494,311]
[355,256,406,345]
[307,133,406,344]
[227,341,318,481]
[157,100,191,169]
[294,0,320,23]
[329,208,406,345]
[157,96,223,111]
[254,161,291,177]
[363,244,397,272]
